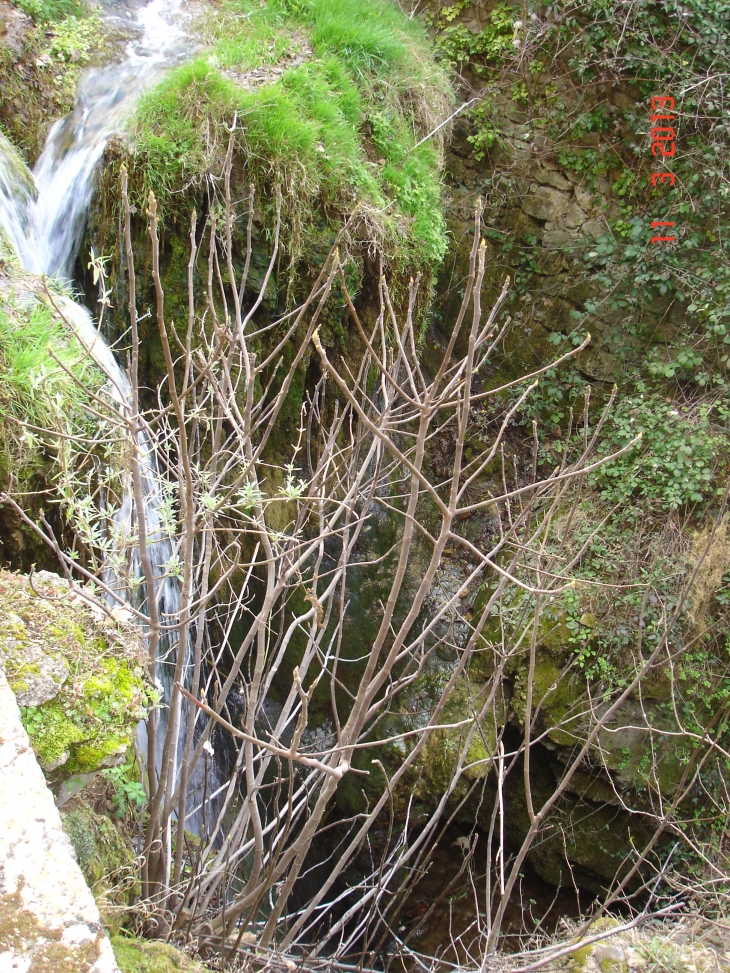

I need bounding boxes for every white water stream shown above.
[0,0,210,826]
[2,0,190,276]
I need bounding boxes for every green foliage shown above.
[13,0,84,23]
[0,298,99,483]
[128,0,450,270]
[102,758,147,819]
[432,3,517,68]
[549,0,730,386]
[466,99,503,161]
[46,11,105,97]
[432,0,730,393]
[21,657,151,773]
[517,373,728,511]
[592,391,728,510]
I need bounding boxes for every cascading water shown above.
[0,0,213,829]
[0,132,35,262]
[21,0,189,277]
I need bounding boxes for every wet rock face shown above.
[0,0,29,53]
[0,1,62,162]
[436,128,617,381]
[0,669,121,973]
[432,65,680,386]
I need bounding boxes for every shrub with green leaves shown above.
[432,2,516,70]
[591,391,728,510]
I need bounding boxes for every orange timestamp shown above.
[650,95,677,244]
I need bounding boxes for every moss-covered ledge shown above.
[0,569,153,785]
[111,935,212,973]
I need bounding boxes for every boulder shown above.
[0,609,69,705]
[0,570,151,787]
[0,669,121,972]
[523,185,570,222]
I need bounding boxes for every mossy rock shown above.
[0,570,153,783]
[413,676,507,799]
[511,655,586,747]
[111,936,211,973]
[61,802,138,922]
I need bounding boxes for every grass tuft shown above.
[0,302,93,427]
[13,0,85,23]
[0,296,100,483]
[127,0,451,272]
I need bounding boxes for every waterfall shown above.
[12,0,190,278]
[0,132,35,261]
[0,0,212,830]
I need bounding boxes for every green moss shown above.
[126,0,450,272]
[413,676,505,799]
[569,919,621,969]
[62,803,138,921]
[111,935,211,972]
[68,734,128,774]
[0,570,151,780]
[22,698,87,767]
[0,294,101,488]
[24,656,148,774]
[512,656,586,747]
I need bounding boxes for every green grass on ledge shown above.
[127,0,452,272]
[0,285,101,485]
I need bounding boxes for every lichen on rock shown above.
[0,568,153,782]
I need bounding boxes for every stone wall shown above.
[0,668,120,972]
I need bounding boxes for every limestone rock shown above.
[0,569,150,787]
[577,348,619,382]
[523,185,570,222]
[0,669,120,972]
[582,218,605,239]
[0,609,69,705]
[563,918,730,973]
[594,943,627,971]
[564,200,588,229]
[536,168,572,191]
[574,185,595,212]
[543,225,573,249]
[625,947,646,968]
